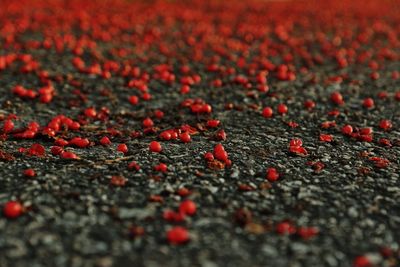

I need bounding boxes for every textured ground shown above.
[0,0,399,267]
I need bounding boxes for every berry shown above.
[23,168,36,177]
[84,107,97,118]
[331,91,344,105]
[129,95,139,105]
[3,120,14,133]
[128,161,140,171]
[379,119,392,131]
[69,137,90,148]
[290,138,303,147]
[166,226,190,245]
[276,221,296,235]
[297,227,319,239]
[304,100,316,110]
[142,117,154,128]
[3,201,23,219]
[362,98,374,108]
[51,146,64,155]
[149,141,162,153]
[277,103,288,115]
[353,256,371,267]
[100,136,111,146]
[213,144,228,162]
[204,152,214,161]
[262,107,273,118]
[154,109,164,119]
[117,143,128,154]
[159,131,172,141]
[341,125,353,135]
[180,85,190,94]
[154,163,167,172]
[60,151,78,159]
[179,200,197,216]
[319,134,333,142]
[207,120,220,128]
[266,167,279,182]
[179,132,191,143]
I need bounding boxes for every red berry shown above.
[213,144,228,162]
[297,226,319,239]
[379,138,391,147]
[377,91,388,99]
[262,107,273,118]
[51,146,64,155]
[266,167,279,182]
[201,104,212,113]
[142,92,151,101]
[166,226,190,245]
[180,85,190,94]
[3,120,14,133]
[360,127,373,135]
[319,134,333,142]
[170,131,178,139]
[379,119,392,131]
[128,161,140,171]
[180,132,191,143]
[60,151,78,159]
[331,91,344,105]
[214,129,227,141]
[3,201,23,219]
[154,163,168,172]
[84,107,97,118]
[179,200,197,216]
[142,117,154,128]
[277,103,288,115]
[304,100,316,110]
[163,210,185,222]
[69,137,90,148]
[370,71,379,80]
[149,141,162,153]
[117,143,128,154]
[23,168,36,177]
[159,131,172,141]
[207,120,220,128]
[40,93,53,103]
[204,152,214,161]
[289,145,308,155]
[69,121,81,130]
[362,98,374,108]
[353,256,371,267]
[289,138,303,147]
[276,221,296,235]
[100,136,111,146]
[27,144,45,157]
[129,95,139,105]
[395,91,400,101]
[341,125,353,135]
[154,109,164,119]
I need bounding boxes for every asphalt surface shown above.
[0,0,399,267]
